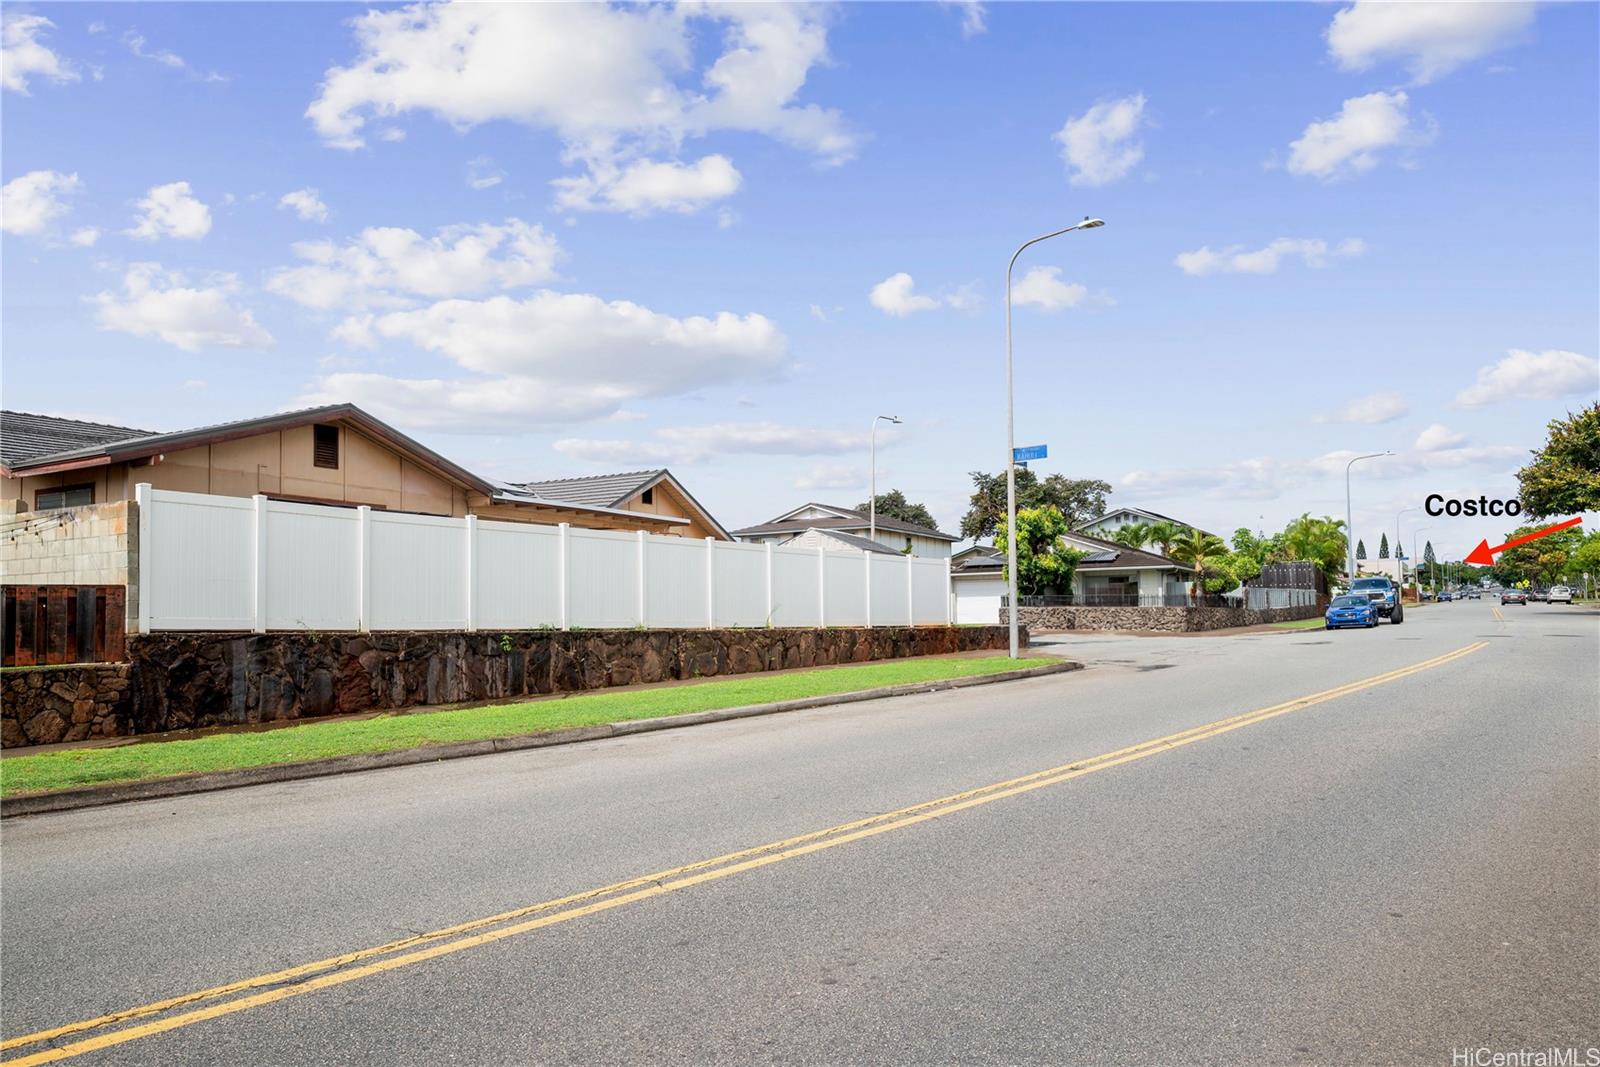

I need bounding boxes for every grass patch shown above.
[1,655,1043,798]
[1269,617,1327,631]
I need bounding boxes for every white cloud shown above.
[1287,91,1431,180]
[465,156,505,191]
[553,154,741,215]
[1326,2,1535,84]
[868,274,981,316]
[1010,267,1087,311]
[2,12,77,94]
[278,188,330,223]
[70,227,100,247]
[1055,94,1147,187]
[123,30,185,69]
[306,4,853,215]
[1415,423,1468,451]
[1455,349,1600,408]
[1315,391,1409,425]
[869,273,940,317]
[95,263,274,352]
[301,291,787,431]
[1175,237,1366,276]
[128,181,212,240]
[796,463,866,491]
[946,1,987,38]
[267,218,561,311]
[1,170,80,235]
[555,421,871,466]
[1120,444,1523,502]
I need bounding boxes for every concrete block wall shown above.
[0,500,139,630]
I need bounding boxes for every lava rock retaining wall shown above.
[2,626,1016,746]
[1003,604,1321,632]
[2,664,133,747]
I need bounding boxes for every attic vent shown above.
[641,487,654,505]
[313,424,339,469]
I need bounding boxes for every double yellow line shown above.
[2,641,1488,1066]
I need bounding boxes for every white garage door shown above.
[954,578,1006,625]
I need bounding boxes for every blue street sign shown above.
[1012,444,1048,462]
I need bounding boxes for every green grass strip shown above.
[2,655,1040,797]
[1268,617,1327,631]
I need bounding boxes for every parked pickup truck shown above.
[1347,576,1405,624]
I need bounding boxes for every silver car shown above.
[1548,585,1574,604]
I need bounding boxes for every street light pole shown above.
[1344,451,1393,590]
[869,415,901,543]
[1005,217,1104,659]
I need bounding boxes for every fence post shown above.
[764,542,774,627]
[557,523,570,631]
[945,556,953,626]
[252,495,269,634]
[906,552,915,625]
[705,537,716,629]
[464,514,478,632]
[863,549,873,627]
[356,506,372,632]
[636,530,647,627]
[135,483,152,634]
[817,544,826,627]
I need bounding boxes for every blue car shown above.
[1325,594,1380,629]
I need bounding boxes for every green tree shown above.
[854,489,938,531]
[1516,404,1600,517]
[1144,520,1188,558]
[1423,541,1436,567]
[959,470,1111,540]
[1110,522,1152,549]
[1279,514,1348,584]
[1355,538,1367,560]
[1495,524,1585,586]
[1168,529,1230,594]
[1567,531,1600,583]
[1230,527,1281,566]
[1378,532,1390,559]
[1201,550,1264,594]
[994,505,1086,595]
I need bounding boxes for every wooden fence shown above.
[2,586,127,667]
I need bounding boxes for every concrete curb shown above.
[1,660,1081,818]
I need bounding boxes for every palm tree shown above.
[1169,529,1229,597]
[1144,520,1187,558]
[1111,522,1152,549]
[1280,514,1347,582]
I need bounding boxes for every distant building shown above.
[732,503,957,558]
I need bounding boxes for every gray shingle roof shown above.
[0,411,156,469]
[507,470,664,509]
[810,528,905,555]
[733,511,955,542]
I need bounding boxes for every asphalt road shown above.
[2,601,1596,1065]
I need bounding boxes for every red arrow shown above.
[1464,516,1584,565]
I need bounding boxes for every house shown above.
[1075,506,1217,543]
[732,503,957,558]
[504,470,730,540]
[0,405,724,537]
[949,533,1195,623]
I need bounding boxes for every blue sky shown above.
[3,1,1597,559]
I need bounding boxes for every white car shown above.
[1547,585,1574,604]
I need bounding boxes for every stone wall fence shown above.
[3,624,1019,747]
[1003,603,1322,633]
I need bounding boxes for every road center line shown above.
[1,641,1487,1067]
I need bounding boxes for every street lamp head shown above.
[879,415,903,425]
[1076,217,1105,229]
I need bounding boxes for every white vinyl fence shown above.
[135,486,952,633]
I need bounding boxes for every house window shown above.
[313,424,339,469]
[35,484,94,511]
[640,487,654,505]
